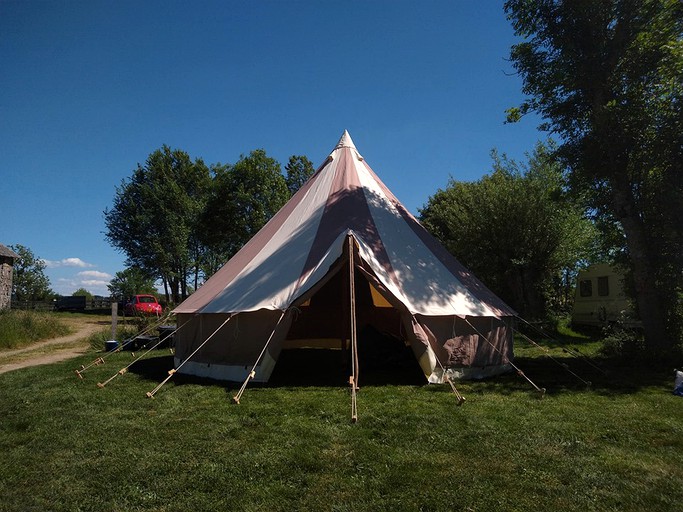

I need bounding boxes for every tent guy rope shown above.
[513,327,592,388]
[464,317,546,398]
[232,310,287,404]
[516,316,605,375]
[146,315,233,399]
[96,321,188,389]
[75,312,173,379]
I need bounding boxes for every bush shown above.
[599,321,645,360]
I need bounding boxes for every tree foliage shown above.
[420,143,597,319]
[104,146,211,303]
[107,267,158,301]
[9,244,54,302]
[105,145,302,298]
[199,149,290,274]
[505,0,683,355]
[285,155,316,196]
[72,288,93,299]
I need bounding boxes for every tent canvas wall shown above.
[173,131,516,384]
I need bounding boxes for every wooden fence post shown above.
[111,301,118,340]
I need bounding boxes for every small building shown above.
[0,244,19,310]
[571,263,638,327]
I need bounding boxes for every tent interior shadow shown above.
[268,350,426,388]
[126,327,427,389]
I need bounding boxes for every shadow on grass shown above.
[466,353,675,398]
[126,347,675,399]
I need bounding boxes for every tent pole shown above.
[348,236,359,423]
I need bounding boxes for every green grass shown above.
[555,316,593,340]
[0,341,681,512]
[0,310,72,350]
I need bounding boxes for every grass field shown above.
[0,335,681,512]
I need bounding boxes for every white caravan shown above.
[571,263,638,327]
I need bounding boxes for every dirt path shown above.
[0,317,109,374]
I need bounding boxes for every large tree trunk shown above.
[611,179,671,357]
[167,275,180,305]
[162,277,170,304]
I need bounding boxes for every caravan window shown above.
[579,279,593,297]
[598,276,609,296]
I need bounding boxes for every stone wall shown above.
[0,258,14,310]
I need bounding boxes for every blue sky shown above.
[1,0,542,296]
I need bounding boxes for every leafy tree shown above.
[72,288,93,299]
[285,155,316,196]
[199,149,289,275]
[420,143,597,319]
[9,244,54,301]
[505,0,683,356]
[104,146,212,304]
[107,267,158,300]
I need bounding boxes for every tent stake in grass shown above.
[146,315,233,399]
[75,357,105,379]
[428,349,466,405]
[350,375,358,423]
[444,374,466,406]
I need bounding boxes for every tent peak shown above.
[331,130,363,161]
[335,130,356,150]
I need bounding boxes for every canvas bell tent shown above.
[173,131,516,385]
